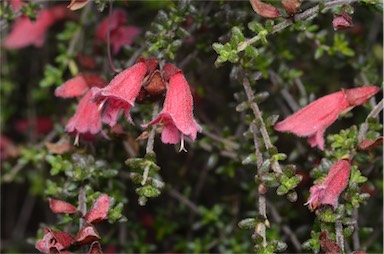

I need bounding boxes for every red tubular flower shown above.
[143,69,202,151]
[95,9,141,54]
[56,74,107,144]
[3,5,70,49]
[65,91,103,145]
[55,75,91,98]
[92,62,148,127]
[306,159,351,210]
[36,228,74,253]
[274,86,380,150]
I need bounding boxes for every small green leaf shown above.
[248,21,264,33]
[276,185,289,195]
[238,218,257,229]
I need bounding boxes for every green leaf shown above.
[350,167,367,185]
[238,218,257,229]
[276,185,289,196]
[245,46,259,58]
[248,21,264,33]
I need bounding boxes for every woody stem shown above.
[250,122,267,246]
[242,75,282,174]
[357,99,383,142]
[242,75,271,246]
[78,185,86,229]
[146,103,160,154]
[238,0,359,52]
[335,220,345,253]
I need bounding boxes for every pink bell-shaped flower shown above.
[92,62,148,127]
[143,69,201,151]
[306,159,351,210]
[274,86,380,150]
[65,90,103,145]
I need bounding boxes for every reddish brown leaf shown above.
[88,241,103,254]
[50,230,75,250]
[75,225,101,245]
[144,70,166,96]
[45,141,72,155]
[319,231,340,254]
[249,0,281,19]
[36,228,74,253]
[332,11,353,30]
[281,0,301,15]
[84,194,111,224]
[137,57,159,76]
[358,137,383,151]
[49,198,77,214]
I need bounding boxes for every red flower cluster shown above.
[274,86,380,211]
[36,194,111,253]
[91,58,201,151]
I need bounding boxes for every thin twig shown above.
[11,195,36,241]
[202,129,239,150]
[335,219,345,253]
[168,188,201,215]
[357,99,383,143]
[352,208,360,250]
[107,0,121,73]
[242,76,282,174]
[146,103,159,154]
[78,186,86,229]
[238,0,359,52]
[251,123,267,246]
[267,201,302,252]
[242,75,269,246]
